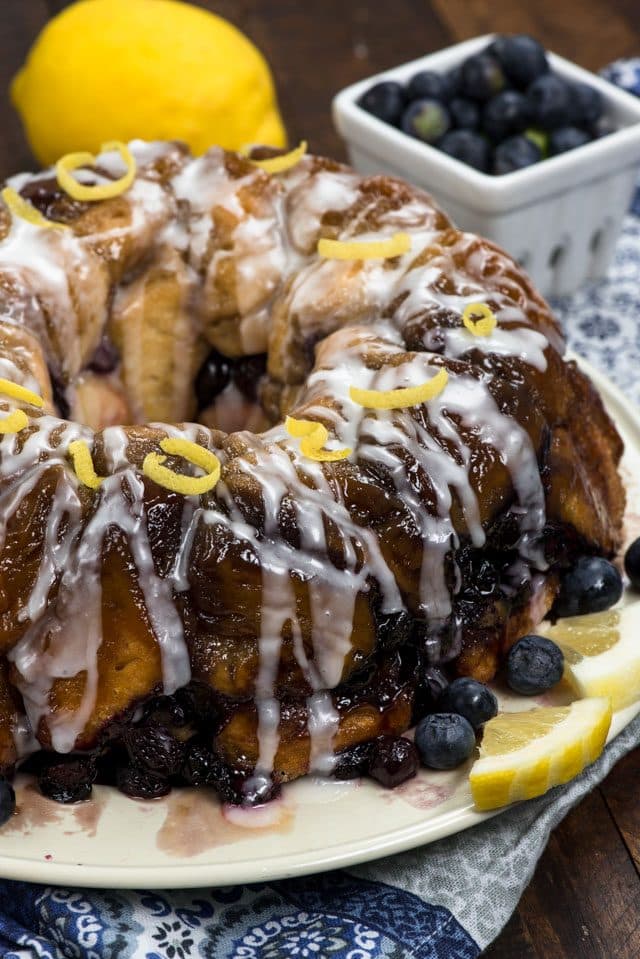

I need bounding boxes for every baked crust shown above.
[0,141,625,792]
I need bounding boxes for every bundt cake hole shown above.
[53,341,270,432]
[193,349,269,433]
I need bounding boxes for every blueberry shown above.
[0,779,15,827]
[143,694,190,729]
[624,537,640,590]
[376,610,412,650]
[233,353,267,401]
[239,775,282,807]
[549,126,591,155]
[38,756,96,803]
[490,35,549,89]
[401,99,451,144]
[438,677,498,729]
[175,683,221,731]
[493,134,542,174]
[124,725,185,777]
[195,349,231,409]
[591,114,617,139]
[368,735,419,788]
[527,74,573,130]
[333,741,373,779]
[359,81,405,125]
[446,65,463,97]
[181,743,218,787]
[524,128,549,156]
[88,336,119,374]
[181,744,241,803]
[506,634,564,695]
[19,175,76,221]
[413,665,450,722]
[570,81,604,126]
[424,668,451,701]
[407,70,451,102]
[460,53,507,101]
[482,90,532,142]
[415,714,476,770]
[553,556,623,617]
[449,97,480,130]
[438,130,490,172]
[117,765,171,799]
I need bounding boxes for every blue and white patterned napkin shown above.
[1,62,640,959]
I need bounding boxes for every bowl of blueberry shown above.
[333,34,640,297]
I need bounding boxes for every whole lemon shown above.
[11,0,286,165]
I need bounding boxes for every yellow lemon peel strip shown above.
[56,141,136,202]
[2,187,68,230]
[349,367,449,410]
[142,437,221,496]
[68,439,104,490]
[318,232,411,261]
[284,415,326,441]
[0,409,28,434]
[250,141,308,174]
[462,302,497,337]
[285,415,351,462]
[0,378,44,408]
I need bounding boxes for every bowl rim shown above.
[332,34,640,201]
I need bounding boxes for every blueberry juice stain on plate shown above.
[156,788,295,859]
[4,776,108,840]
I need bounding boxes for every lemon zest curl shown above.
[349,367,449,410]
[318,232,411,261]
[250,141,308,174]
[285,415,351,462]
[0,378,44,408]
[2,187,68,231]
[0,409,28,434]
[68,440,104,490]
[462,302,497,337]
[56,141,136,202]
[143,437,221,496]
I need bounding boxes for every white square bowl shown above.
[332,35,640,297]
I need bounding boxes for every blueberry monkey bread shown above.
[0,140,624,804]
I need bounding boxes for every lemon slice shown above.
[541,606,640,711]
[469,697,611,811]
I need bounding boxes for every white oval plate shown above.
[0,356,638,889]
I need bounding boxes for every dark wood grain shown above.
[601,748,640,871]
[512,789,640,959]
[431,0,640,71]
[182,0,452,161]
[5,3,640,957]
[0,0,50,177]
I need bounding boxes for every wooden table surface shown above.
[2,1,640,956]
